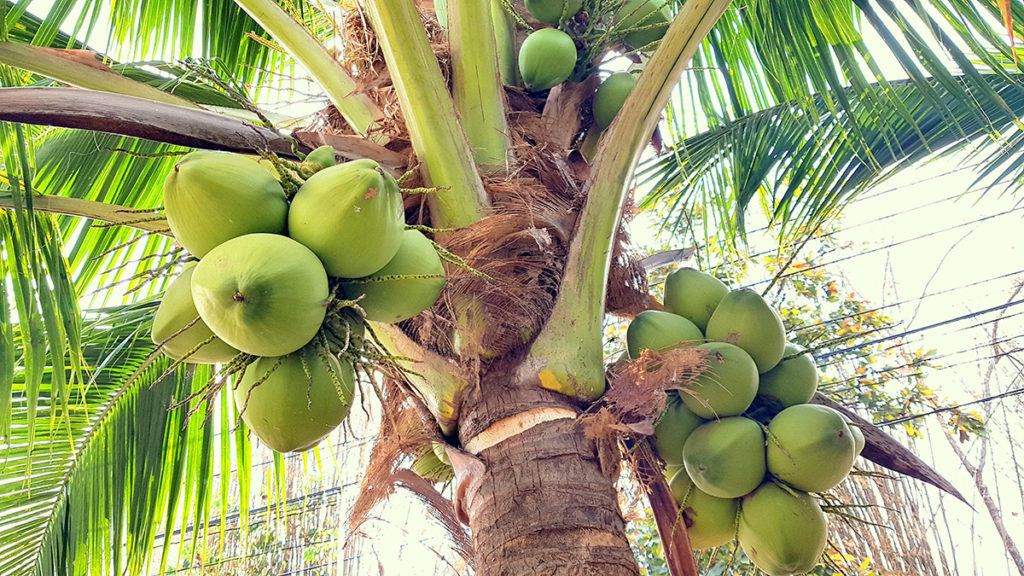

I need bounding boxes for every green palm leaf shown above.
[641,74,1024,242]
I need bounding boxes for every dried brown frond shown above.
[606,220,650,319]
[601,347,707,434]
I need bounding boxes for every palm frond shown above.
[0,300,250,576]
[641,74,1024,242]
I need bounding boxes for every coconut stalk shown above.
[447,0,511,170]
[233,0,382,134]
[361,0,490,228]
[491,0,519,86]
[370,323,472,435]
[526,0,733,397]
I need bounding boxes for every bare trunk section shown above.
[457,380,639,576]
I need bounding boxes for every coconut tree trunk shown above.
[457,378,639,576]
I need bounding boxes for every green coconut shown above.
[705,288,786,374]
[518,28,578,92]
[191,233,330,357]
[616,0,671,49]
[412,447,455,482]
[234,346,354,453]
[757,343,818,408]
[288,159,405,279]
[151,263,240,364]
[593,72,636,129]
[738,483,827,576]
[340,229,445,324]
[663,267,729,332]
[626,309,703,359]
[668,466,694,503]
[682,417,766,498]
[525,0,583,23]
[679,486,740,550]
[303,145,336,171]
[682,342,759,419]
[162,150,287,257]
[766,404,857,492]
[654,392,705,465]
[849,422,865,456]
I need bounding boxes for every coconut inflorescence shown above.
[625,267,864,572]
[154,151,449,453]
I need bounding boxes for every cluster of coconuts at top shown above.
[149,148,446,453]
[627,268,866,576]
[518,0,671,125]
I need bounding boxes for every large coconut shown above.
[676,482,740,550]
[705,288,786,373]
[681,342,759,419]
[524,0,583,23]
[191,234,330,357]
[340,229,445,324]
[518,28,577,91]
[756,342,818,408]
[766,404,857,492]
[234,346,354,453]
[288,159,405,279]
[654,392,705,466]
[151,262,239,364]
[662,267,729,332]
[162,151,287,257]
[682,417,766,498]
[626,309,703,359]
[738,483,827,576]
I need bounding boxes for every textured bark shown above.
[458,377,639,576]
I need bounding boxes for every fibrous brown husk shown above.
[407,175,575,360]
[347,378,473,564]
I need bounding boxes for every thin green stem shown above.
[526,0,734,400]
[363,0,490,227]
[234,0,382,134]
[448,0,511,170]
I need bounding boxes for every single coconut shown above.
[663,267,729,332]
[288,159,405,279]
[151,262,239,364]
[162,150,287,257]
[234,346,354,453]
[681,342,759,419]
[683,417,766,498]
[679,486,740,550]
[616,0,671,49]
[340,229,445,324]
[705,288,786,373]
[518,28,578,91]
[654,392,705,465]
[593,72,637,129]
[766,404,857,492]
[525,0,583,23]
[626,309,703,359]
[738,482,827,576]
[191,233,329,357]
[756,342,818,408]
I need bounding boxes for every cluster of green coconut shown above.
[518,0,672,125]
[627,268,866,576]
[149,149,446,453]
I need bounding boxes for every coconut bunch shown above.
[150,149,447,453]
[626,268,865,575]
[516,0,672,123]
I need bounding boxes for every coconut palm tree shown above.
[1,0,1022,574]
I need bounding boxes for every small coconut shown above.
[663,267,729,332]
[626,309,703,359]
[756,342,818,408]
[705,288,786,373]
[151,262,239,364]
[681,342,759,419]
[654,393,705,466]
